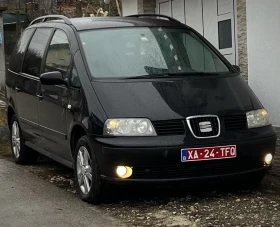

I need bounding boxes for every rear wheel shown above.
[10,115,38,164]
[74,136,105,204]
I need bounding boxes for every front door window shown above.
[45,30,71,78]
[22,28,52,77]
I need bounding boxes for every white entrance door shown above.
[201,0,236,65]
[216,0,236,64]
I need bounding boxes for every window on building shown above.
[22,28,52,77]
[45,30,71,78]
[218,19,232,49]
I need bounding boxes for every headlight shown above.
[246,109,271,129]
[104,119,157,136]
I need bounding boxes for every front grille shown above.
[224,114,247,131]
[131,157,264,179]
[152,120,185,136]
[187,116,220,138]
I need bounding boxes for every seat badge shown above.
[199,121,212,133]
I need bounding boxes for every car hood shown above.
[92,75,263,121]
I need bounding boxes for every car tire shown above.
[74,135,105,204]
[10,115,38,165]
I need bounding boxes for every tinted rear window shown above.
[9,29,35,73]
[22,28,52,77]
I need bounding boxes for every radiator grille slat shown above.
[153,120,185,136]
[224,114,247,131]
[152,114,247,136]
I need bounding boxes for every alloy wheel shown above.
[11,121,20,159]
[76,146,93,195]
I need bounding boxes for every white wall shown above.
[122,0,138,16]
[247,0,280,127]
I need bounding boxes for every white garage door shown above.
[156,0,237,65]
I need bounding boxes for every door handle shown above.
[15,87,21,92]
[37,94,43,100]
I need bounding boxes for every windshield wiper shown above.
[125,72,220,79]
[168,72,220,76]
[125,74,170,79]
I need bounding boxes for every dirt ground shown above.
[0,109,7,127]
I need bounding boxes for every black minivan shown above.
[6,14,277,204]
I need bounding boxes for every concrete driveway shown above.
[0,159,125,227]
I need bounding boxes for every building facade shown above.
[0,7,8,98]
[122,0,280,127]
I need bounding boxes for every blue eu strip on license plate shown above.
[181,149,187,162]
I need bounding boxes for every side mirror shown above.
[233,65,241,73]
[40,71,68,87]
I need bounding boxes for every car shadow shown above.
[28,155,279,205]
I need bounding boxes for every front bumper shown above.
[91,134,277,184]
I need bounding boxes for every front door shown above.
[38,29,72,160]
[216,0,236,64]
[17,28,52,141]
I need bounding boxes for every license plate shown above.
[181,145,237,162]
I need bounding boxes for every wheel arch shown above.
[70,123,88,158]
[7,104,16,129]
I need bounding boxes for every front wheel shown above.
[74,136,105,204]
[10,115,38,164]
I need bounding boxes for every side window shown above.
[70,65,81,88]
[22,28,52,77]
[184,34,216,72]
[9,29,34,73]
[184,33,228,72]
[45,30,71,78]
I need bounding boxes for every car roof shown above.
[30,16,190,31]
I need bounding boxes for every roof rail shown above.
[30,15,72,26]
[126,14,181,23]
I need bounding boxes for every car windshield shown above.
[79,27,230,79]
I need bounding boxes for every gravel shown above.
[96,178,280,227]
[21,158,280,227]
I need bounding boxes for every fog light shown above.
[116,166,133,178]
[264,153,273,165]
